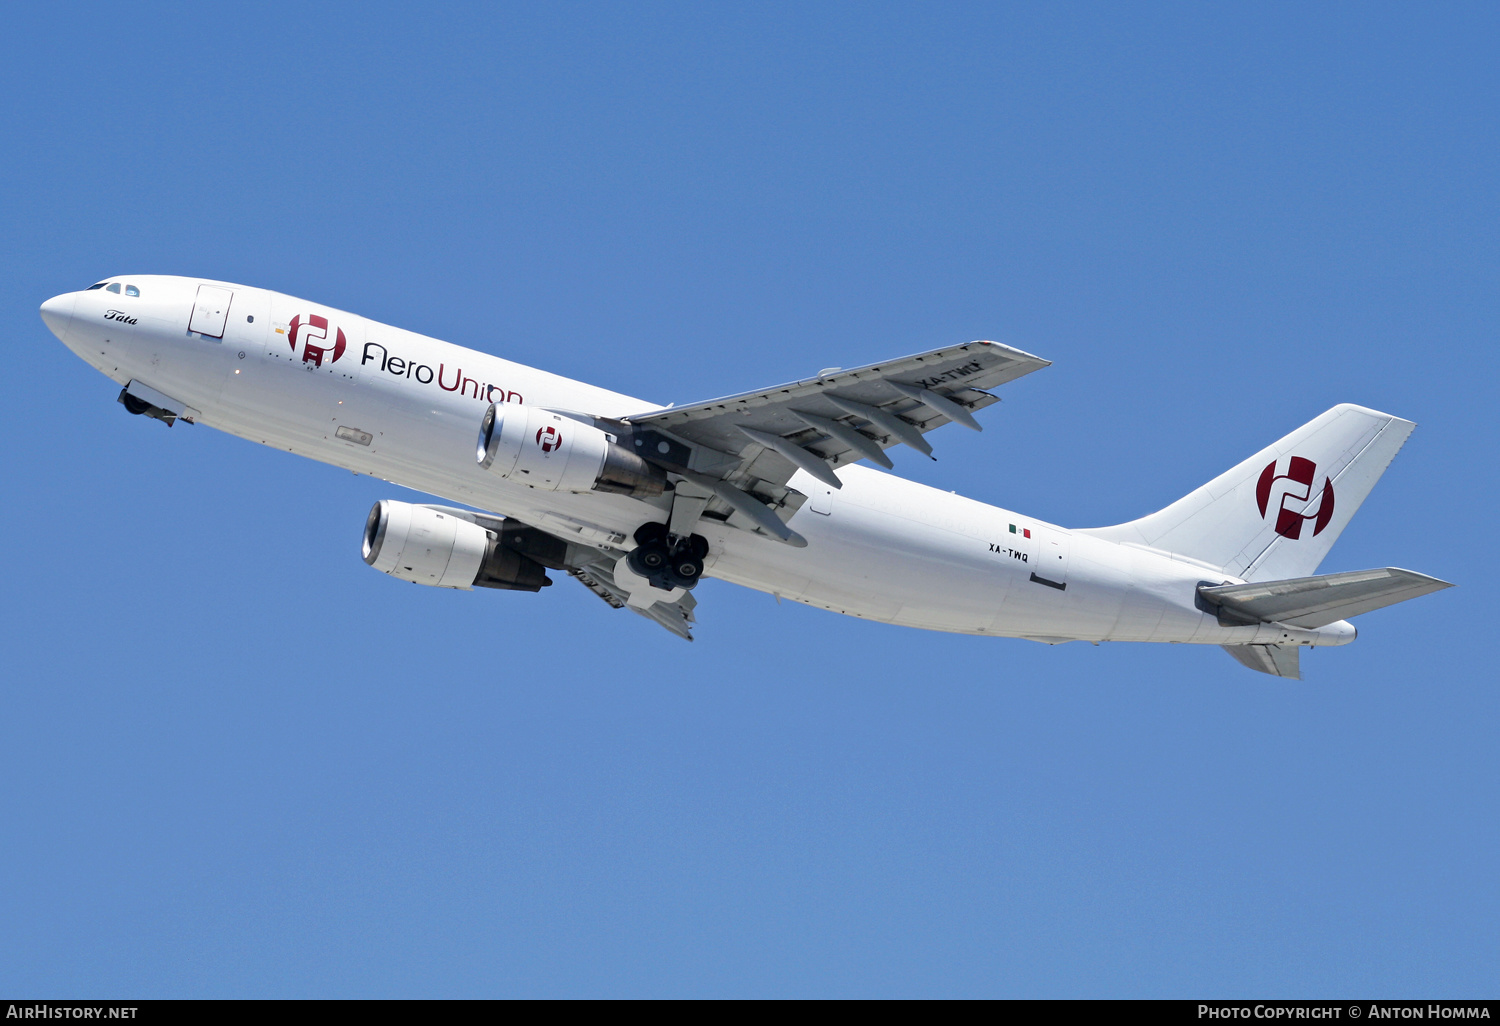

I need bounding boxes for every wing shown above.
[568,564,698,641]
[622,340,1049,545]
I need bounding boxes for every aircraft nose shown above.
[40,292,76,339]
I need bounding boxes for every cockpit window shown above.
[86,282,107,290]
[106,283,121,294]
[125,285,140,297]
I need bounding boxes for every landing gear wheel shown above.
[122,393,152,416]
[627,523,709,593]
[626,541,668,579]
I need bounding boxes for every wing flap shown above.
[568,565,697,641]
[1222,644,1302,679]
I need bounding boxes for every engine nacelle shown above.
[476,404,665,497]
[361,500,551,591]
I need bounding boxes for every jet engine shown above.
[362,500,552,591]
[477,404,665,497]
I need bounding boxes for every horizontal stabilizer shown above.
[1200,568,1452,629]
[1222,644,1301,679]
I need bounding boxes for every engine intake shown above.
[477,404,665,497]
[362,500,551,591]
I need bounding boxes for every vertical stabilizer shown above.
[1083,405,1414,581]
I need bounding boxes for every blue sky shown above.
[1,2,1495,997]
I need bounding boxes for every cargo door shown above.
[993,522,1073,637]
[189,285,233,338]
[1030,526,1071,593]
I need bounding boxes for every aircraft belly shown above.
[775,469,1021,632]
[785,500,943,625]
[1106,548,1227,644]
[1097,547,1174,642]
[1024,535,1130,641]
[213,388,663,539]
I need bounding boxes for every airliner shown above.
[39,275,1450,677]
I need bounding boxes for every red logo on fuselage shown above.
[1256,457,1335,539]
[288,314,346,368]
[536,426,562,453]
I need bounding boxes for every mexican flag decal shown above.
[1009,524,1031,539]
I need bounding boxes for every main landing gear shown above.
[626,522,708,592]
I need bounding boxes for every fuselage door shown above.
[189,285,233,338]
[1033,526,1071,591]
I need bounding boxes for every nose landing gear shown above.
[626,522,708,592]
[117,381,196,427]
[118,385,180,426]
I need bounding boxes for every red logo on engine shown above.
[288,314,346,368]
[1256,457,1335,539]
[536,425,562,453]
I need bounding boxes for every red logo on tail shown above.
[288,314,347,367]
[1256,457,1335,539]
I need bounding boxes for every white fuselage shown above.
[41,275,1354,649]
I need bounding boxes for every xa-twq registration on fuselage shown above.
[40,275,1452,678]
